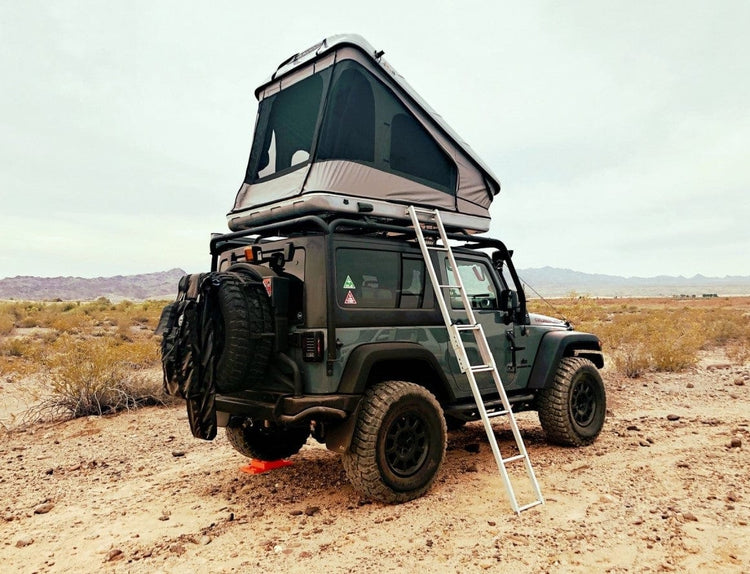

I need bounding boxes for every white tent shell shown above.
[228,34,500,232]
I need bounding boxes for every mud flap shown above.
[325,401,361,453]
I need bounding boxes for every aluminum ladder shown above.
[406,205,544,514]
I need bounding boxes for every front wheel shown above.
[342,381,447,504]
[537,357,606,446]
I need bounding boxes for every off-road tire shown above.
[225,418,309,460]
[214,273,273,393]
[342,381,447,504]
[538,357,606,446]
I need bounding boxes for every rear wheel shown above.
[225,418,309,461]
[538,357,606,446]
[342,381,447,503]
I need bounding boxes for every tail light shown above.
[301,331,324,362]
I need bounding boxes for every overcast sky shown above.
[1,1,748,279]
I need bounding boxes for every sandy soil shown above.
[1,353,748,573]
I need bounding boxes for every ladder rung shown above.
[516,500,544,513]
[427,246,449,251]
[502,454,527,464]
[470,365,494,373]
[438,284,461,289]
[409,206,436,214]
[454,324,480,331]
[487,409,509,418]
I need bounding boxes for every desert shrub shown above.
[705,319,739,346]
[0,337,42,377]
[611,343,651,378]
[104,337,159,368]
[527,297,748,376]
[726,339,750,364]
[0,313,14,335]
[82,297,114,316]
[635,309,703,371]
[115,321,134,342]
[48,311,90,333]
[18,315,41,328]
[34,329,59,344]
[703,310,750,348]
[13,303,67,329]
[38,335,163,419]
[1,337,33,358]
[649,327,703,371]
[595,314,655,377]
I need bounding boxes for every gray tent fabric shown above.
[229,35,500,231]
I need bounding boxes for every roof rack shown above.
[210,213,511,271]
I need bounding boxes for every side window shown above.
[446,259,498,310]
[400,258,425,309]
[335,249,427,309]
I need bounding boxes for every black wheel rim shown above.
[384,411,428,477]
[571,377,597,427]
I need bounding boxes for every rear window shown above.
[336,248,426,309]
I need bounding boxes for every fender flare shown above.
[337,342,455,401]
[527,331,604,390]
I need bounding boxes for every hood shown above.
[529,313,570,329]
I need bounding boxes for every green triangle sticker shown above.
[343,275,356,289]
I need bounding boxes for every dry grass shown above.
[33,335,163,419]
[1,299,171,423]
[528,296,750,377]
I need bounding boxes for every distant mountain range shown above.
[0,269,186,301]
[518,267,750,298]
[0,267,748,301]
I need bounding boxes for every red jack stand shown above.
[239,459,293,475]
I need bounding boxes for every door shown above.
[444,257,533,394]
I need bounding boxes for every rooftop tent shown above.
[228,34,500,232]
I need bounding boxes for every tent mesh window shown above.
[247,71,327,183]
[317,67,375,163]
[317,61,457,194]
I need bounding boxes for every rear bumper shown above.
[215,391,360,427]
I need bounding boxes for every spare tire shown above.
[213,271,274,394]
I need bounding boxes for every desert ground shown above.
[1,348,747,574]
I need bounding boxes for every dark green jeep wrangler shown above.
[159,216,605,503]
